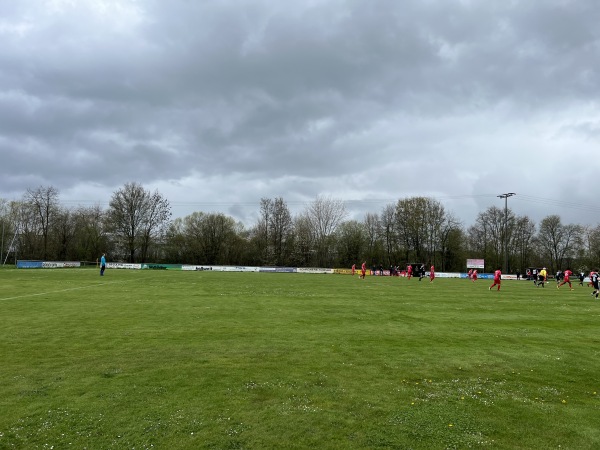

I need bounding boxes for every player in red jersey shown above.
[467,269,473,280]
[557,269,574,290]
[489,269,502,291]
[429,265,435,283]
[407,264,413,280]
[472,269,478,282]
[351,264,356,276]
[360,261,366,279]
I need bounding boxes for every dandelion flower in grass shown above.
[449,424,454,427]
[562,400,567,404]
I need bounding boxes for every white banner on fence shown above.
[106,262,142,270]
[182,265,212,271]
[432,272,461,278]
[297,268,334,274]
[42,261,81,268]
[466,259,485,269]
[181,265,260,272]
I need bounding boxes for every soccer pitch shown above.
[1,269,599,449]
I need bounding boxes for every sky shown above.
[1,0,599,229]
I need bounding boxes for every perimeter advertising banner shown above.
[107,262,142,270]
[16,260,44,269]
[42,261,81,268]
[296,268,334,274]
[259,267,297,273]
[181,265,260,272]
[142,263,182,270]
[467,259,485,269]
[16,261,81,269]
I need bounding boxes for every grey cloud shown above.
[1,0,599,227]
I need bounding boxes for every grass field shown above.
[1,268,599,449]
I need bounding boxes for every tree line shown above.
[1,183,599,273]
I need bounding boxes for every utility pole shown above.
[497,193,516,274]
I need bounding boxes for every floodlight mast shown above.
[497,193,516,274]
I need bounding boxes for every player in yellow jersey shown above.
[536,267,547,288]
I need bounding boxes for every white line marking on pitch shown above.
[0,280,130,302]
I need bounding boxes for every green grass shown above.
[1,269,599,449]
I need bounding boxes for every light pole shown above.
[498,193,516,274]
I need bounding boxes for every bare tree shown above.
[108,182,171,263]
[305,196,347,266]
[583,225,600,270]
[466,206,507,270]
[380,205,397,265]
[363,212,382,264]
[536,215,583,271]
[269,197,293,266]
[24,185,60,260]
[292,213,315,266]
[257,198,272,264]
[139,190,172,262]
[510,216,536,272]
[51,207,76,261]
[72,205,110,262]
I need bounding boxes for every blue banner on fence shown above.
[17,260,44,269]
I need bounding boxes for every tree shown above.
[395,196,452,266]
[363,212,383,266]
[305,196,347,267]
[583,225,600,270]
[163,218,188,263]
[0,198,9,262]
[510,216,536,272]
[256,198,272,264]
[380,205,399,265]
[269,197,294,266]
[24,185,60,260]
[335,220,366,266]
[180,212,239,264]
[292,213,315,266]
[108,182,171,263]
[535,215,583,272]
[437,213,463,271]
[139,190,172,262]
[255,197,294,266]
[51,207,76,261]
[466,206,507,271]
[71,205,111,262]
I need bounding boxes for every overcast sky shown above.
[1,0,599,228]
